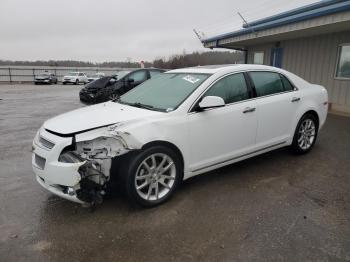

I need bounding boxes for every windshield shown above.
[118,73,210,112]
[67,72,79,76]
[38,73,49,77]
[115,70,130,80]
[85,77,111,89]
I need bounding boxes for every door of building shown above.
[270,48,283,68]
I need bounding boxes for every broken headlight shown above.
[58,151,84,163]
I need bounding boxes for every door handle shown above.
[291,97,301,102]
[243,107,256,113]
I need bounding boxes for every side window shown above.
[79,73,84,76]
[149,70,162,78]
[280,74,294,91]
[249,72,284,97]
[129,71,147,82]
[203,73,249,104]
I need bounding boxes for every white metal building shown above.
[202,0,350,113]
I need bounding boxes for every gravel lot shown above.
[0,84,349,262]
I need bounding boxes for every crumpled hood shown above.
[44,102,163,135]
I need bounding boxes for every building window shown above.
[336,44,350,79]
[253,51,264,64]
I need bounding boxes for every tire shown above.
[75,79,79,85]
[291,113,318,154]
[63,82,66,85]
[121,145,183,207]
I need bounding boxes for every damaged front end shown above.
[33,124,141,207]
[60,135,129,205]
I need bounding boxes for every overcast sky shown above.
[0,0,317,62]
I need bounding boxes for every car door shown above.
[78,73,84,82]
[187,72,258,172]
[81,73,87,83]
[125,70,148,92]
[248,71,300,149]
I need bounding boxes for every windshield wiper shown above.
[131,102,155,110]
[116,99,165,112]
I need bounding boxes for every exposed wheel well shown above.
[303,110,319,128]
[142,141,184,169]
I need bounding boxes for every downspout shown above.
[244,50,248,64]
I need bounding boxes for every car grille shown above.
[35,154,46,170]
[39,136,55,149]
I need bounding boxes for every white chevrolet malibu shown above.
[32,64,328,207]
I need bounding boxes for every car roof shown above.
[166,64,282,74]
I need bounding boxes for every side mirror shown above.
[198,96,225,110]
[109,78,116,84]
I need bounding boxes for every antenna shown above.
[193,29,202,41]
[237,12,254,33]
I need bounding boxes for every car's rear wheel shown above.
[75,79,79,85]
[121,145,183,207]
[291,113,318,154]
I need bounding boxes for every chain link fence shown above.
[0,66,135,83]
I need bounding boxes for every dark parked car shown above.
[34,73,58,85]
[79,68,165,103]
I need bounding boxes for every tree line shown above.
[0,51,243,69]
[153,51,244,69]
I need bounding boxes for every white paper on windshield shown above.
[182,75,200,84]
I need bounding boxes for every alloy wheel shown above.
[134,153,176,201]
[297,119,316,150]
[109,93,119,101]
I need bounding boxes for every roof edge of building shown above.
[202,0,350,45]
[243,0,343,28]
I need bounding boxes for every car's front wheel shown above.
[122,145,183,207]
[291,113,318,154]
[109,93,119,101]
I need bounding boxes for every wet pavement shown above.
[0,84,349,262]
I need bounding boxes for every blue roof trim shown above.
[243,0,344,28]
[203,0,350,44]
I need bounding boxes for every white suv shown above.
[62,72,88,85]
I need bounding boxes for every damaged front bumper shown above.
[32,128,88,203]
[32,125,137,205]
[36,174,85,204]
